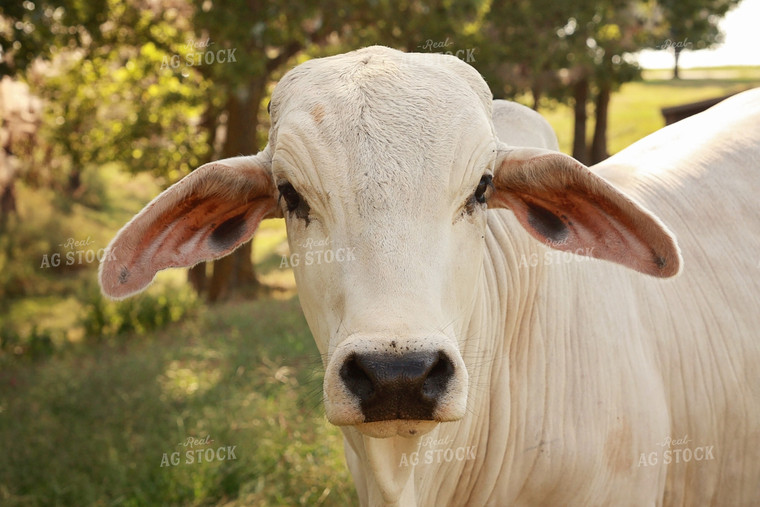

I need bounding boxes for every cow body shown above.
[99,46,760,506]
[351,89,760,506]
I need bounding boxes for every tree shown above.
[586,3,646,163]
[2,0,207,195]
[478,0,587,108]
[656,0,740,79]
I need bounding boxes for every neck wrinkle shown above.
[449,211,547,505]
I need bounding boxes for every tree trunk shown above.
[188,263,207,296]
[67,163,83,196]
[673,46,681,80]
[187,105,221,296]
[572,77,589,164]
[530,84,541,111]
[207,76,267,302]
[590,84,611,164]
[0,180,16,230]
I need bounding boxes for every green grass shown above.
[539,66,760,155]
[0,297,357,506]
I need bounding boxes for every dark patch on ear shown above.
[527,202,568,243]
[210,213,247,251]
[655,256,666,269]
[119,267,130,284]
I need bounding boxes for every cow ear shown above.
[99,152,281,299]
[489,146,681,278]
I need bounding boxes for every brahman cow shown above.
[99,46,760,506]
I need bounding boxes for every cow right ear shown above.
[488,145,681,278]
[99,152,281,300]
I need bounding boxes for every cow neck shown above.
[447,211,550,504]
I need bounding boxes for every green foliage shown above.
[78,280,199,342]
[477,0,652,104]
[657,0,740,50]
[0,0,108,77]
[30,40,212,183]
[0,161,167,355]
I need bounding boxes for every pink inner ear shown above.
[490,154,680,278]
[100,157,280,299]
[101,194,277,299]
[495,190,663,270]
[143,195,275,271]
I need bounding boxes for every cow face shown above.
[99,46,680,439]
[266,49,499,437]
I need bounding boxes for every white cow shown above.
[99,46,760,506]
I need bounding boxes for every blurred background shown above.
[0,0,757,505]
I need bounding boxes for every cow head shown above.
[99,46,680,439]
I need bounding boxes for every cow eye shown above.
[277,182,301,212]
[473,174,493,204]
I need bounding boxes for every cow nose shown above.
[339,351,455,422]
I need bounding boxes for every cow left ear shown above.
[489,146,681,278]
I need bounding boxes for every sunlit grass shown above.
[539,66,759,156]
[253,218,296,294]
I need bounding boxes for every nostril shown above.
[340,354,375,400]
[422,351,454,400]
[338,349,457,422]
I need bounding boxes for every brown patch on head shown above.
[310,103,326,124]
[605,418,633,474]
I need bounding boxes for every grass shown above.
[0,297,357,506]
[1,65,757,505]
[538,66,760,155]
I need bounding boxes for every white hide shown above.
[491,99,559,150]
